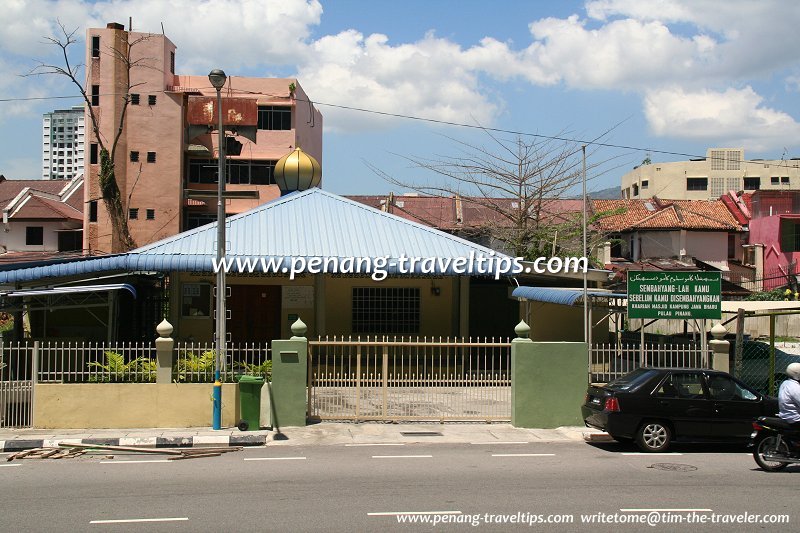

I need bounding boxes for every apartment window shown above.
[772,176,780,185]
[686,178,708,191]
[89,201,98,222]
[257,106,292,130]
[632,183,639,197]
[90,143,98,165]
[91,36,100,58]
[170,51,175,74]
[352,287,420,335]
[187,158,276,185]
[129,208,139,220]
[146,209,155,220]
[743,177,760,191]
[710,150,725,171]
[130,151,139,162]
[186,213,217,230]
[130,93,140,105]
[782,176,790,185]
[25,226,44,246]
[641,180,649,189]
[148,94,157,106]
[147,151,156,163]
[182,283,211,317]
[728,234,736,259]
[91,85,99,106]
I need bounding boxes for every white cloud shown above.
[0,0,798,144]
[643,86,800,151]
[298,30,501,132]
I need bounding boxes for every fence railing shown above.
[308,336,512,421]
[1,341,271,384]
[590,342,710,384]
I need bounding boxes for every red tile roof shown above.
[0,179,68,207]
[592,198,741,231]
[346,195,584,230]
[13,195,82,221]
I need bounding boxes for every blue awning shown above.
[1,283,137,299]
[512,286,627,306]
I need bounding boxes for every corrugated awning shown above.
[512,286,627,306]
[1,283,137,299]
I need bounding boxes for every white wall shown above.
[684,232,728,263]
[1,221,74,252]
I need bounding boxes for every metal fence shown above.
[590,342,710,383]
[731,340,799,396]
[1,341,34,428]
[308,336,512,422]
[3,341,271,384]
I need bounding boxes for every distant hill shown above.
[571,186,620,200]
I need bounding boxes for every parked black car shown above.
[582,368,778,452]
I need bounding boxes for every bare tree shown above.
[368,129,624,262]
[26,22,150,251]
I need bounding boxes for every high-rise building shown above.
[83,23,323,253]
[42,105,85,180]
[620,148,800,200]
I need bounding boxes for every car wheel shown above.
[636,421,671,452]
[753,436,790,472]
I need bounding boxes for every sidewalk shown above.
[0,423,608,452]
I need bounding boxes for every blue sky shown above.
[1,0,799,195]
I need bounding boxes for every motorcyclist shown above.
[778,363,800,429]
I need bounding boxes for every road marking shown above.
[90,518,188,524]
[0,464,22,468]
[621,452,683,456]
[371,455,433,459]
[471,441,529,445]
[102,460,171,464]
[368,511,462,516]
[620,509,713,512]
[244,457,307,461]
[345,443,405,447]
[491,453,555,457]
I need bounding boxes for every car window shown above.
[655,373,706,399]
[707,375,758,401]
[607,368,659,392]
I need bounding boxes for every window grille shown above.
[352,287,420,335]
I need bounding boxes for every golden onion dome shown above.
[274,147,321,194]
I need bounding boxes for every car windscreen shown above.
[606,368,659,392]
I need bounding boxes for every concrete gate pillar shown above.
[155,319,174,384]
[270,318,309,428]
[511,320,587,428]
[709,323,730,373]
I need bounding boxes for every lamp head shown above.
[208,69,227,90]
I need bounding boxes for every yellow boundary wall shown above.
[33,383,240,429]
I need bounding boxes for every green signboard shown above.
[627,271,721,320]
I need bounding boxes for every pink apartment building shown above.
[84,22,322,253]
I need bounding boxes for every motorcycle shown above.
[751,416,800,471]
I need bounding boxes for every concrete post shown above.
[155,319,174,384]
[754,243,764,292]
[270,317,309,428]
[709,322,730,373]
[511,320,587,428]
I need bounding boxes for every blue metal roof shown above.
[512,286,628,306]
[0,189,511,284]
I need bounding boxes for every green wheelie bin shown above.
[237,375,265,431]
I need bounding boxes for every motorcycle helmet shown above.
[787,362,800,381]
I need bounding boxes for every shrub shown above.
[88,351,155,383]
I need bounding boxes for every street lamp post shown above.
[209,68,227,430]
